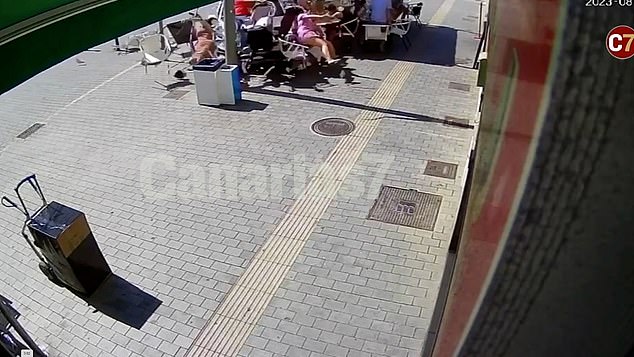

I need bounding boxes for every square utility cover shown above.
[368,186,442,231]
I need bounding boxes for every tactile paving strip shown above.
[186,61,417,357]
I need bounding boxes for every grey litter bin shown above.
[193,58,225,106]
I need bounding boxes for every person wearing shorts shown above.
[294,0,342,64]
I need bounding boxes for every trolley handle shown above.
[1,195,31,221]
[1,196,21,210]
[9,174,47,221]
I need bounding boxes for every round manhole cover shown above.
[311,118,356,137]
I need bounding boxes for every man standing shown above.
[369,0,391,23]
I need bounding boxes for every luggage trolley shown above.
[1,175,112,296]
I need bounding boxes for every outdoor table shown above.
[316,18,341,42]
[315,18,341,26]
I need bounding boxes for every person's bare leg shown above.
[316,38,335,61]
[326,40,337,59]
[305,37,334,61]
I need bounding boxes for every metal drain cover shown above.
[448,82,471,92]
[311,118,355,137]
[17,123,45,139]
[424,160,458,179]
[368,186,442,231]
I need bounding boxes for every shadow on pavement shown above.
[352,25,458,66]
[244,59,381,92]
[217,99,269,111]
[244,86,472,128]
[154,79,194,91]
[78,274,161,330]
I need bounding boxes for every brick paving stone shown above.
[0,2,479,356]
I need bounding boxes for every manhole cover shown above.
[163,89,189,99]
[424,160,458,179]
[311,118,355,137]
[448,82,471,92]
[368,186,442,231]
[17,123,45,139]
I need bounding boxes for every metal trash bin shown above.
[193,58,225,106]
[216,64,242,105]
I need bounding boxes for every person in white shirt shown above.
[369,0,391,23]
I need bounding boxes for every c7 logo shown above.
[606,25,634,59]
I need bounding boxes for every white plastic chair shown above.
[252,2,276,20]
[390,14,412,49]
[409,2,424,27]
[339,17,360,38]
[280,38,323,61]
[244,1,276,32]
[278,38,310,71]
[139,34,172,65]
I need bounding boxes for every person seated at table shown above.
[369,0,392,23]
[390,0,410,21]
[337,4,358,24]
[294,0,343,64]
[354,0,370,21]
[312,0,327,14]
[191,20,217,64]
[235,0,257,16]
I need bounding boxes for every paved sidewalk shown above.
[0,1,482,356]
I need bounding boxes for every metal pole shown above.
[482,20,489,51]
[478,2,483,38]
[223,0,238,65]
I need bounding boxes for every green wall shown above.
[1,0,77,28]
[0,0,214,94]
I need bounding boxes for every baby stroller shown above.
[239,2,285,73]
[241,6,323,74]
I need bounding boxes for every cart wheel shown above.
[38,262,64,287]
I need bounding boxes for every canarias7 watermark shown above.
[606,25,634,59]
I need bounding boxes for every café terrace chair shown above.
[339,17,360,38]
[389,13,412,49]
[139,34,172,67]
[139,33,195,74]
[338,17,361,52]
[410,2,423,27]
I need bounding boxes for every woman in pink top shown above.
[295,0,342,64]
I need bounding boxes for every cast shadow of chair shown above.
[154,79,194,91]
[78,274,161,330]
[245,58,376,92]
[352,25,458,66]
